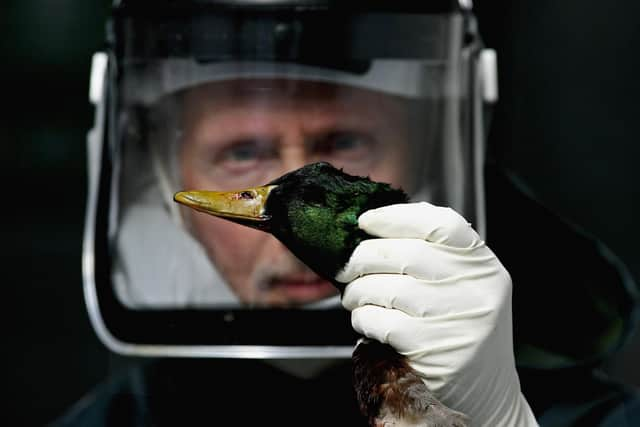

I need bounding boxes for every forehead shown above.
[181,78,406,118]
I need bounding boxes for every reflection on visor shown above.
[119,12,463,104]
[123,60,445,105]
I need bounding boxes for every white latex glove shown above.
[337,202,538,427]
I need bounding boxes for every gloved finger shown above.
[350,304,487,355]
[341,272,505,317]
[350,304,411,347]
[335,237,497,283]
[358,202,482,249]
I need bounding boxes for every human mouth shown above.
[268,274,337,304]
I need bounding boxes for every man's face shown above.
[179,79,410,307]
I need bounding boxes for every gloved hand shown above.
[336,202,538,427]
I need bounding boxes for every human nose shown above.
[277,137,313,175]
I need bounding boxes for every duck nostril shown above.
[239,191,254,200]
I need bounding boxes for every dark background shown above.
[4,1,639,425]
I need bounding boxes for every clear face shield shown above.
[84,2,497,357]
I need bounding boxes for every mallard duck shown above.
[175,162,468,427]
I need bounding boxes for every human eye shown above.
[215,138,277,173]
[222,141,261,162]
[312,131,375,163]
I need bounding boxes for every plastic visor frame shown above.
[83,9,495,358]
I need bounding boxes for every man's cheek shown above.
[202,223,263,268]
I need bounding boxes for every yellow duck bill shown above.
[174,185,277,230]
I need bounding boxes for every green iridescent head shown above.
[175,162,408,286]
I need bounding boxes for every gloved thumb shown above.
[358,202,483,249]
